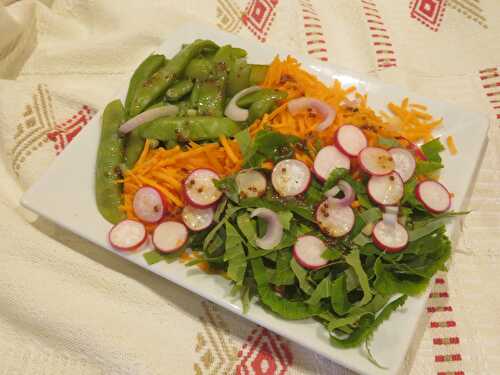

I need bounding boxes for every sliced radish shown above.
[367,172,404,206]
[184,168,222,208]
[415,180,451,213]
[152,221,188,253]
[315,198,355,238]
[397,137,427,160]
[313,145,350,182]
[108,220,147,251]
[236,169,267,198]
[133,186,165,223]
[181,205,214,232]
[372,219,408,253]
[251,208,283,250]
[359,147,395,176]
[389,148,416,182]
[334,125,368,157]
[271,159,311,197]
[293,235,328,270]
[324,180,355,207]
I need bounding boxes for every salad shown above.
[95,39,461,352]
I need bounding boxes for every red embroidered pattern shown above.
[299,0,329,62]
[360,0,398,69]
[47,105,95,155]
[410,0,447,32]
[236,327,292,375]
[479,67,500,123]
[242,0,280,42]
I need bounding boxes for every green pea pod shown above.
[237,89,287,108]
[129,39,218,116]
[165,80,194,102]
[227,58,251,97]
[249,64,269,85]
[124,54,166,117]
[185,57,213,80]
[196,78,225,116]
[95,99,127,224]
[138,116,241,142]
[247,99,278,124]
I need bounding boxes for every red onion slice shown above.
[251,208,283,250]
[287,97,336,131]
[324,180,355,207]
[119,104,178,134]
[224,86,261,122]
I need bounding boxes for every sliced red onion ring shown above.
[324,180,355,207]
[251,208,283,250]
[119,104,178,134]
[287,97,336,131]
[224,86,261,121]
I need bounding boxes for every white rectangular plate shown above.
[21,24,489,375]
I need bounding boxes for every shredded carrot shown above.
[219,135,239,164]
[351,200,361,209]
[446,135,458,155]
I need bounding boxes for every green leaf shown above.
[244,130,300,167]
[306,276,332,305]
[235,128,252,160]
[345,249,373,307]
[377,136,400,148]
[213,198,228,222]
[359,207,382,224]
[421,138,445,162]
[204,206,244,251]
[143,250,181,265]
[271,251,296,286]
[330,273,351,315]
[353,232,372,247]
[239,197,315,222]
[373,258,429,295]
[206,232,224,255]
[305,179,324,206]
[415,160,443,176]
[409,218,450,241]
[236,212,257,246]
[321,247,342,261]
[329,295,407,348]
[290,258,314,295]
[214,175,239,203]
[277,210,293,230]
[224,221,247,285]
[251,256,320,319]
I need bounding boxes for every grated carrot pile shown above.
[122,56,443,216]
[121,138,242,224]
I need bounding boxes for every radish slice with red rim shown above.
[133,186,165,223]
[236,169,267,198]
[251,208,283,250]
[397,136,427,160]
[184,168,222,208]
[108,220,147,251]
[152,221,188,253]
[181,205,214,232]
[287,97,336,131]
[367,172,404,206]
[324,180,355,206]
[315,198,355,238]
[372,219,408,253]
[389,148,416,182]
[293,235,328,270]
[334,125,368,157]
[313,145,350,182]
[359,147,395,176]
[271,159,311,197]
[415,180,451,213]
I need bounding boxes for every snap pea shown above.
[124,54,166,117]
[237,89,287,108]
[165,79,194,102]
[129,39,218,116]
[95,99,127,224]
[185,57,213,80]
[138,116,241,142]
[196,78,225,116]
[227,58,251,97]
[249,64,269,85]
[247,99,278,124]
